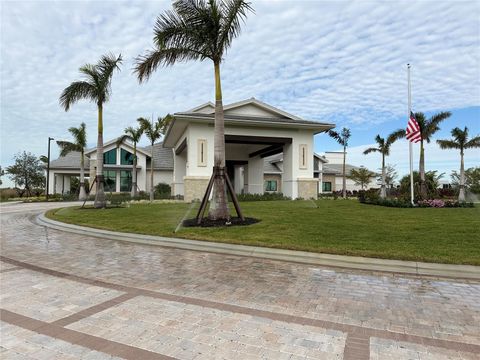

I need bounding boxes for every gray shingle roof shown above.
[322,164,361,176]
[141,142,174,170]
[263,154,282,173]
[49,151,90,170]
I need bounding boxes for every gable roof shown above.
[85,137,151,156]
[139,142,174,170]
[188,98,301,120]
[49,151,90,170]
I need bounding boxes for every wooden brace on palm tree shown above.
[195,166,244,224]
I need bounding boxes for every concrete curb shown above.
[37,212,480,280]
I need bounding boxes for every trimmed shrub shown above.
[154,183,171,199]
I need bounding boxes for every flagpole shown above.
[408,63,414,205]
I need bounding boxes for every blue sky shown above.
[1,0,479,187]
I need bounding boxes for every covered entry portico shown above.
[163,98,334,202]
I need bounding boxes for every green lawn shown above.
[46,200,480,265]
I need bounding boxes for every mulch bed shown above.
[182,217,260,228]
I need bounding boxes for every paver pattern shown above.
[1,321,122,360]
[1,202,480,359]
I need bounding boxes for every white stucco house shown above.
[49,98,347,201]
[319,152,377,192]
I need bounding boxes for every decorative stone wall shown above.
[297,178,319,200]
[184,176,210,202]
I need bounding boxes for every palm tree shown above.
[328,128,351,198]
[56,123,88,200]
[414,111,451,198]
[138,117,166,202]
[116,125,143,198]
[363,129,404,198]
[437,127,480,202]
[60,53,122,208]
[134,0,253,220]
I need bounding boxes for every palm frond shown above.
[386,129,405,145]
[124,126,143,143]
[68,122,87,148]
[424,111,451,141]
[436,139,460,150]
[219,0,253,55]
[465,135,480,149]
[363,147,379,155]
[97,53,122,103]
[56,140,81,157]
[134,48,203,82]
[374,135,384,147]
[116,135,132,147]
[59,81,97,111]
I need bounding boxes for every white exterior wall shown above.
[146,170,174,192]
[186,123,214,177]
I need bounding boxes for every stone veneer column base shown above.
[297,178,319,200]
[183,176,210,202]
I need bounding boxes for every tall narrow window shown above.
[197,139,207,167]
[299,144,307,169]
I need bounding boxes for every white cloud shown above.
[1,0,479,183]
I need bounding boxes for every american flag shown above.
[406,111,421,143]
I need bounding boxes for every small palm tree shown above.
[437,127,480,202]
[363,129,404,199]
[116,125,143,198]
[414,111,451,198]
[138,117,168,202]
[328,128,351,198]
[57,123,88,200]
[134,0,253,220]
[60,53,122,208]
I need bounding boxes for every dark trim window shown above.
[120,149,134,165]
[103,149,117,165]
[322,182,332,192]
[265,180,277,192]
[104,170,116,192]
[120,170,132,192]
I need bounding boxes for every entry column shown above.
[247,156,263,194]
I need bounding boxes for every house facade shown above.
[49,98,341,200]
[319,152,377,192]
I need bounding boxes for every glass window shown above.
[322,182,332,192]
[120,149,134,165]
[120,171,132,192]
[103,149,117,165]
[265,180,277,192]
[103,170,116,192]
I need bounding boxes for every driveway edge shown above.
[37,213,480,280]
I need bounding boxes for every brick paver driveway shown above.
[1,202,479,359]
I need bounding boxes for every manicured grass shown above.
[46,200,480,265]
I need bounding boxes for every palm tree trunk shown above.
[380,154,386,199]
[150,142,154,202]
[94,104,106,208]
[419,139,427,199]
[208,61,229,220]
[342,146,346,199]
[459,149,465,202]
[79,148,87,201]
[131,144,137,198]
